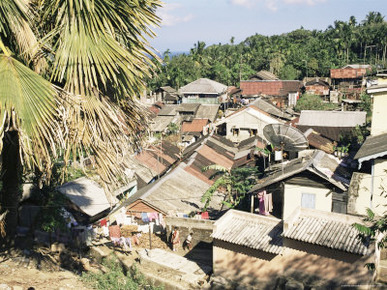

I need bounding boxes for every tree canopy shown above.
[149,11,387,90]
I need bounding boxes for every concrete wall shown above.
[283,184,332,220]
[349,160,387,217]
[224,109,280,143]
[213,238,375,287]
[371,91,387,136]
[165,217,215,247]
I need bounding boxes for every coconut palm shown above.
[0,0,161,241]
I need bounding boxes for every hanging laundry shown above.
[100,219,107,227]
[201,212,209,219]
[264,193,273,213]
[257,190,269,215]
[149,212,158,221]
[141,212,150,223]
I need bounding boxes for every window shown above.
[301,193,315,209]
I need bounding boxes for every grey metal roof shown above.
[354,133,387,167]
[179,78,228,95]
[195,104,220,122]
[298,110,366,127]
[150,116,177,132]
[122,163,225,215]
[212,209,283,254]
[283,208,369,255]
[158,105,177,116]
[249,150,349,193]
[160,86,177,94]
[249,98,293,120]
[57,177,111,217]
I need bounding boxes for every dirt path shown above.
[0,257,91,290]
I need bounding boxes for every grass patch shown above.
[81,255,163,290]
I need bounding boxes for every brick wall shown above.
[165,217,215,247]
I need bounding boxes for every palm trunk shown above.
[0,131,22,245]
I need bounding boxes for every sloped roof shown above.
[130,141,181,185]
[284,208,369,255]
[150,115,177,132]
[181,119,209,133]
[122,164,225,215]
[240,80,302,97]
[179,78,228,95]
[298,110,366,127]
[249,150,349,193]
[249,97,293,120]
[249,70,279,81]
[159,86,177,94]
[217,105,283,128]
[195,104,220,122]
[330,68,369,79]
[304,128,335,154]
[354,132,387,167]
[158,105,177,116]
[57,177,111,217]
[177,103,201,113]
[342,64,371,69]
[212,209,283,254]
[305,78,330,87]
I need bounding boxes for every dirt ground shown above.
[0,233,212,290]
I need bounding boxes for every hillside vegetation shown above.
[149,12,387,90]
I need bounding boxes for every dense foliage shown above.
[149,12,387,90]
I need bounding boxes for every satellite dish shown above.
[263,124,308,152]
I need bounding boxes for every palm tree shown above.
[0,0,161,241]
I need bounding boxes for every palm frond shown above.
[0,0,43,64]
[40,0,162,97]
[0,54,59,173]
[57,90,148,191]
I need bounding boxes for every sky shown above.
[149,0,387,53]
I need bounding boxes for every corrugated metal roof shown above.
[249,150,349,193]
[304,129,335,154]
[122,164,225,215]
[197,145,234,169]
[179,78,228,95]
[212,209,283,254]
[283,209,369,255]
[57,177,111,217]
[249,70,279,81]
[298,110,366,127]
[249,97,293,120]
[150,116,177,132]
[195,104,220,122]
[158,105,177,116]
[181,119,208,133]
[354,132,387,166]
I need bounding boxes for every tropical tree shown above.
[201,165,260,211]
[0,0,161,242]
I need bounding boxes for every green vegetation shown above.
[149,12,387,89]
[294,94,338,112]
[0,0,161,240]
[82,255,163,290]
[201,165,260,210]
[354,208,387,271]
